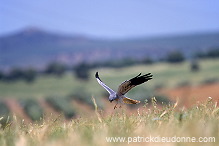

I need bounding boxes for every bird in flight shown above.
[95,72,153,109]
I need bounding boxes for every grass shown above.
[46,96,77,119]
[0,101,11,127]
[0,97,218,146]
[0,59,219,145]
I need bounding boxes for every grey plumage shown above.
[95,72,153,108]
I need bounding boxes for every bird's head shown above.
[109,99,114,102]
[109,95,115,102]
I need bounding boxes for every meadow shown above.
[0,59,219,145]
[0,97,218,146]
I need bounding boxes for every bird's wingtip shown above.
[95,72,99,78]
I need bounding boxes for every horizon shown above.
[1,25,219,40]
[1,0,219,39]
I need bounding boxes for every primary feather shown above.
[117,73,153,96]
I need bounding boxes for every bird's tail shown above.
[123,97,140,104]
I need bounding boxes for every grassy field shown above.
[0,59,219,145]
[0,97,218,146]
[0,59,219,99]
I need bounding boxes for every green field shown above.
[0,59,219,99]
[0,98,218,146]
[0,59,219,145]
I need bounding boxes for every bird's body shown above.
[95,72,153,109]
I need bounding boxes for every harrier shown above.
[95,72,153,109]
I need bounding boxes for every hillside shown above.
[1,27,219,69]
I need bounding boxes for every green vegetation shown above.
[0,59,219,99]
[0,98,218,145]
[0,68,37,83]
[196,48,219,59]
[74,62,90,80]
[0,58,218,123]
[190,60,200,72]
[201,78,219,85]
[44,62,67,77]
[69,92,104,110]
[20,99,44,121]
[165,50,185,63]
[46,96,77,119]
[0,59,218,145]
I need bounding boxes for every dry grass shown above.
[0,97,218,146]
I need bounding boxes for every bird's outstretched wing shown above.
[117,73,153,96]
[123,97,141,104]
[95,72,115,95]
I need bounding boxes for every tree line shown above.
[0,48,218,82]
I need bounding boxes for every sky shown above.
[1,0,219,38]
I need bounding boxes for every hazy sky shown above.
[1,0,219,38]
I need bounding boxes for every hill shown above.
[1,27,219,69]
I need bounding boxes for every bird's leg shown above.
[114,101,119,109]
[114,103,118,109]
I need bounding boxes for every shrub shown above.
[0,71,4,80]
[46,97,76,119]
[44,62,66,77]
[69,92,104,110]
[141,57,154,64]
[1,68,37,83]
[74,63,90,80]
[20,99,43,121]
[69,93,93,106]
[196,48,219,59]
[166,51,185,63]
[206,48,219,58]
[190,60,200,72]
[22,68,37,83]
[3,68,24,82]
[201,78,219,85]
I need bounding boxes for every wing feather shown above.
[117,73,153,96]
[95,72,115,95]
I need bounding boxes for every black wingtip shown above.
[134,73,141,78]
[95,72,99,78]
[144,73,153,80]
[95,72,102,81]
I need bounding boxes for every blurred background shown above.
[0,0,219,124]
